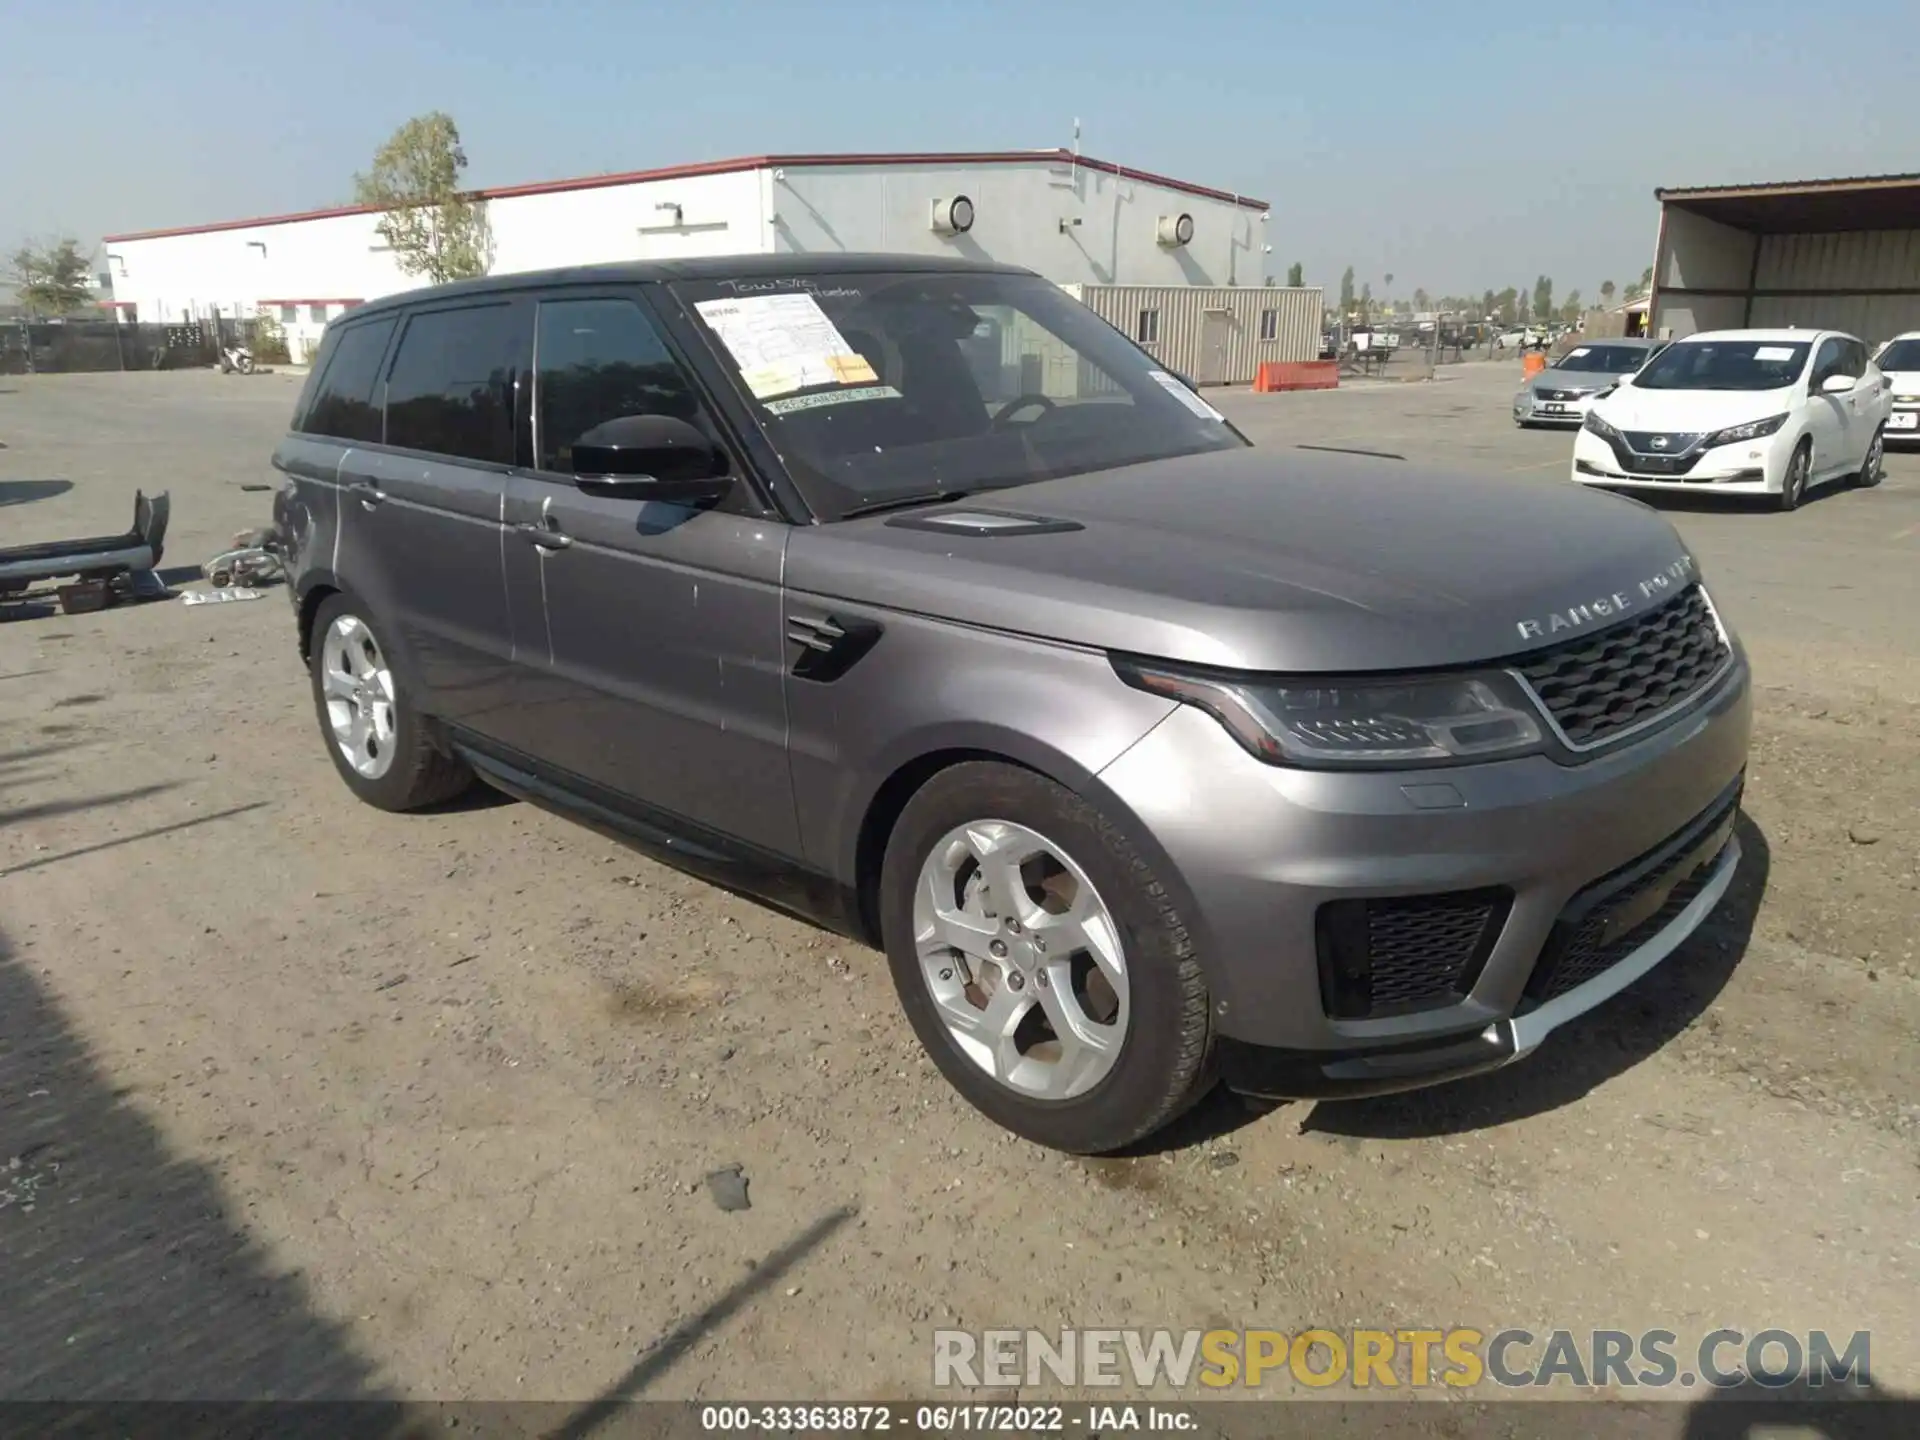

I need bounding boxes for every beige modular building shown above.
[1064,283,1323,385]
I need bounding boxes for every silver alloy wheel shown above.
[319,614,398,780]
[913,819,1129,1100]
[1863,429,1884,483]
[1784,447,1809,505]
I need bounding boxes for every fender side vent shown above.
[885,510,1084,537]
[787,613,883,683]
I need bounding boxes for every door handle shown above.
[352,480,387,510]
[515,520,572,551]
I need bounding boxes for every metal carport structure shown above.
[1649,173,1920,345]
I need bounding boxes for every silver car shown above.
[274,255,1752,1154]
[1515,338,1666,426]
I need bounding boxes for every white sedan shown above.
[1571,328,1891,512]
[1873,331,1920,442]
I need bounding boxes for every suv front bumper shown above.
[1096,654,1751,1098]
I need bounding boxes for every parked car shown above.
[1494,328,1545,351]
[1573,329,1889,511]
[1513,338,1665,426]
[275,254,1752,1153]
[1872,331,1920,442]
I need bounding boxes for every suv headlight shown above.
[1704,413,1788,447]
[1113,659,1545,769]
[1583,410,1622,441]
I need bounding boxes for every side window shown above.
[1845,340,1869,379]
[297,317,396,442]
[384,304,520,463]
[534,297,709,474]
[1809,338,1843,387]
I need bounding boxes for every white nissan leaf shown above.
[1873,331,1920,444]
[1572,329,1890,511]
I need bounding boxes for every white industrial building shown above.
[1649,172,1920,345]
[99,149,1309,377]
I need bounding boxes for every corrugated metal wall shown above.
[1749,229,1920,344]
[1073,285,1322,383]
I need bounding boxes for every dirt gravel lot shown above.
[3,365,1917,1427]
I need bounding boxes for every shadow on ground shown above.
[0,921,402,1410]
[0,479,71,508]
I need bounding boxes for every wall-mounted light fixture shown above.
[656,201,684,226]
[929,195,975,236]
[1058,216,1083,234]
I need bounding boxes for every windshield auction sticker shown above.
[695,293,879,399]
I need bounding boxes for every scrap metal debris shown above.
[181,587,267,606]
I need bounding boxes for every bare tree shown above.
[353,112,493,284]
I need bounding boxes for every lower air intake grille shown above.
[1525,781,1742,1005]
[1317,888,1512,1020]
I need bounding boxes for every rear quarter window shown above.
[297,316,397,443]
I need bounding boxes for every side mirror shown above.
[568,414,732,504]
[1820,373,1856,394]
[1170,369,1198,391]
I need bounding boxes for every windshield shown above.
[673,270,1247,520]
[1551,344,1649,375]
[1875,338,1920,372]
[1632,339,1810,391]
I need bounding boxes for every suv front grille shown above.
[1524,781,1741,1005]
[1516,584,1729,748]
[1316,888,1511,1020]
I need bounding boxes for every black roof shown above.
[350,251,1035,317]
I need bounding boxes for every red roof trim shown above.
[103,150,1268,242]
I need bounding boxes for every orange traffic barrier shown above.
[1253,360,1339,393]
[1522,352,1548,378]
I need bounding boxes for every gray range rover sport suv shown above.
[274,255,1751,1154]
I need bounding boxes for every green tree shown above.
[1338,266,1355,312]
[1494,287,1518,323]
[1413,286,1430,312]
[7,237,93,316]
[1558,289,1582,323]
[353,112,493,284]
[1285,261,1304,287]
[1517,289,1531,324]
[1533,275,1553,323]
[1481,288,1496,319]
[1627,265,1654,300]
[1600,279,1617,308]
[1359,281,1372,321]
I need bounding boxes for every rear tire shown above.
[307,592,471,812]
[1775,440,1811,512]
[1855,425,1885,488]
[879,761,1214,1154]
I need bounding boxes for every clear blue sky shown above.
[5,0,1911,300]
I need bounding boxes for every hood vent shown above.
[885,510,1084,537]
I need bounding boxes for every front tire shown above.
[1855,425,1885,488]
[1776,440,1811,512]
[879,761,1214,1154]
[308,592,471,811]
